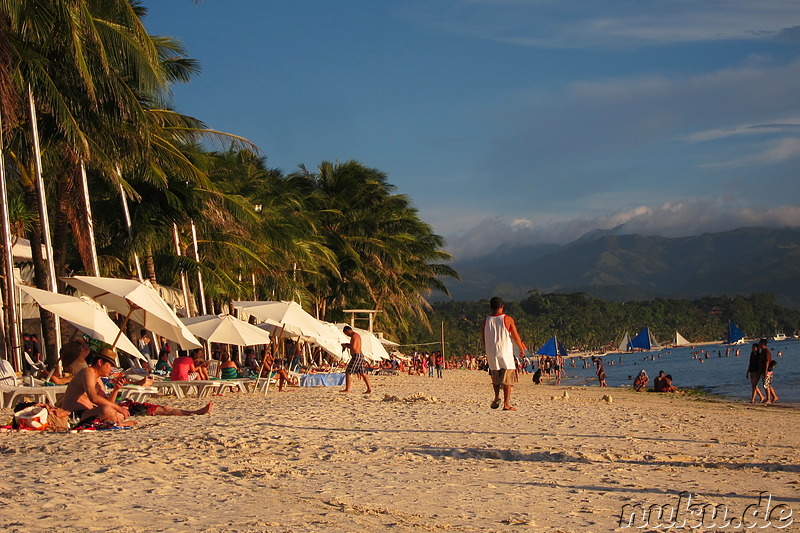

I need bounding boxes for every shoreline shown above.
[2,370,798,532]
[538,374,800,409]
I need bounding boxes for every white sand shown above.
[1,370,798,532]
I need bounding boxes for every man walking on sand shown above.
[482,296,527,411]
[341,326,373,394]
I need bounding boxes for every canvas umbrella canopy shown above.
[17,285,145,360]
[313,322,351,361]
[256,319,348,362]
[181,314,274,346]
[63,276,202,349]
[232,300,330,339]
[335,324,390,362]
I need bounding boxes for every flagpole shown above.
[28,86,61,357]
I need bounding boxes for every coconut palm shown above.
[0,0,221,362]
[294,160,458,335]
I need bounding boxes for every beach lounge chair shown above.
[0,358,18,386]
[206,360,220,378]
[156,379,221,398]
[118,384,160,403]
[0,385,67,410]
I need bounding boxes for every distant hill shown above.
[441,227,800,307]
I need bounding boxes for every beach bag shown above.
[45,405,71,431]
[14,404,49,430]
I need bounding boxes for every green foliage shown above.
[411,292,800,356]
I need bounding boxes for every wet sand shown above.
[1,370,798,532]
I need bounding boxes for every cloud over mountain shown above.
[446,201,800,260]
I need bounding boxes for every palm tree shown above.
[294,160,458,335]
[0,0,216,362]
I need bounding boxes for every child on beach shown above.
[764,360,779,404]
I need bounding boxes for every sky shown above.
[144,1,800,259]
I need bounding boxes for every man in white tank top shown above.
[482,296,527,410]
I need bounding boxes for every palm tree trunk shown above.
[145,246,157,283]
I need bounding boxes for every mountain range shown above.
[441,227,800,308]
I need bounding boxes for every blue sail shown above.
[536,335,568,357]
[629,327,657,350]
[726,321,745,344]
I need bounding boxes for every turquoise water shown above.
[559,339,800,404]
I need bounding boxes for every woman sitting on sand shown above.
[633,370,648,392]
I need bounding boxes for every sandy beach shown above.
[1,370,798,532]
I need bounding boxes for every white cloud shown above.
[446,199,800,260]
[684,117,800,142]
[701,137,800,168]
[410,0,800,48]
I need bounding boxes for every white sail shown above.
[674,330,690,346]
[648,328,661,349]
[618,332,630,352]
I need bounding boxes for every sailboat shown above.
[617,332,631,352]
[629,326,660,351]
[674,331,691,347]
[536,335,568,357]
[725,320,746,345]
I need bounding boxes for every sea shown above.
[557,339,800,405]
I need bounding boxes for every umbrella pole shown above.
[262,364,274,396]
[111,308,135,350]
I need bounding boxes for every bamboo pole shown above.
[190,219,207,315]
[441,320,445,357]
[116,169,143,281]
[172,223,192,318]
[79,161,100,276]
[28,86,61,356]
[0,99,21,369]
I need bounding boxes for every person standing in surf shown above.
[481,296,527,411]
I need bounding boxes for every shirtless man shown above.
[63,348,211,425]
[341,326,373,394]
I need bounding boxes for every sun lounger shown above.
[118,384,160,403]
[215,378,256,393]
[157,380,222,398]
[0,385,67,409]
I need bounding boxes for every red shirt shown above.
[170,356,194,381]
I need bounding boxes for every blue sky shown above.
[145,1,800,259]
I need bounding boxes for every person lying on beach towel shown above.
[62,348,212,426]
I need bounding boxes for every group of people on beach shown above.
[746,339,779,404]
[61,348,211,428]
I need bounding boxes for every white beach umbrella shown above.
[312,322,351,361]
[232,300,329,339]
[17,284,145,360]
[181,314,274,346]
[256,318,349,361]
[63,276,202,349]
[335,323,390,362]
